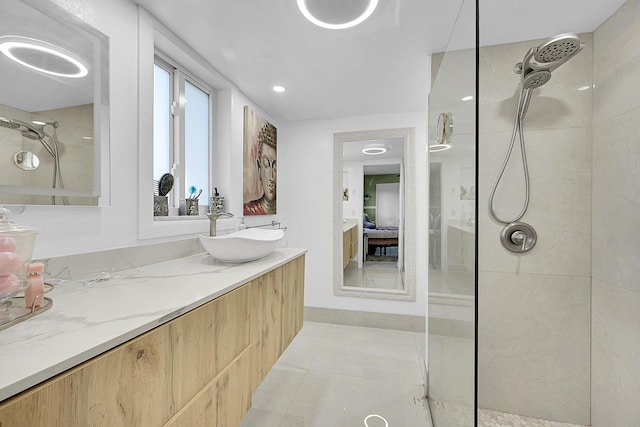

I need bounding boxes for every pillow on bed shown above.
[363,213,376,229]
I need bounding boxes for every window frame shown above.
[138,8,231,240]
[153,52,213,211]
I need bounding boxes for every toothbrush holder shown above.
[154,196,168,216]
[179,199,199,216]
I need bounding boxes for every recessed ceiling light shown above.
[0,36,88,78]
[461,95,474,102]
[428,144,451,153]
[297,0,379,30]
[273,85,286,93]
[362,144,386,155]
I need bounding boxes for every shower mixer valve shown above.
[500,222,537,254]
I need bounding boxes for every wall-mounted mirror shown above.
[0,0,110,206]
[333,128,416,301]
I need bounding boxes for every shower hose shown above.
[488,86,532,224]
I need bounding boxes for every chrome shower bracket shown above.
[500,222,537,253]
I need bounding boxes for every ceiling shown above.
[131,0,627,124]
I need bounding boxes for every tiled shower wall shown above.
[0,103,94,205]
[477,35,593,425]
[591,0,640,425]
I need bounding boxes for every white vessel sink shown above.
[199,228,285,263]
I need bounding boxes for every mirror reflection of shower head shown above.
[0,118,43,138]
[0,117,56,157]
[0,116,20,130]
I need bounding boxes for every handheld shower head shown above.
[523,70,552,89]
[516,33,584,89]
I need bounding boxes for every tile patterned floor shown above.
[239,321,432,427]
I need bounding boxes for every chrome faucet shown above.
[206,211,234,236]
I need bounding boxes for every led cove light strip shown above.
[297,0,379,30]
[0,37,88,78]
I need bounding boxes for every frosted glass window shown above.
[184,81,209,200]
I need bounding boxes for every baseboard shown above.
[304,306,425,333]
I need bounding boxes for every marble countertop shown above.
[343,218,358,232]
[0,247,306,402]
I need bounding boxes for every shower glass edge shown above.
[426,0,478,425]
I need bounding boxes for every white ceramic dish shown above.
[199,228,285,263]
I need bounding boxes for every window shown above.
[153,55,211,212]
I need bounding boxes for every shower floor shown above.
[429,399,588,427]
[479,409,588,427]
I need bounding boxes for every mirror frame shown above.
[333,127,416,301]
[0,0,110,206]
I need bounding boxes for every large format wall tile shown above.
[478,127,592,277]
[477,271,591,425]
[592,99,640,294]
[591,279,640,427]
[593,0,640,123]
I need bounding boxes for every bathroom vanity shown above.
[0,247,305,426]
[343,219,358,269]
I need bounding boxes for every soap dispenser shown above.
[210,188,224,214]
[0,207,38,321]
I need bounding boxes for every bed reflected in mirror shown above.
[343,163,404,291]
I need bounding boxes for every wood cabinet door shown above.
[169,285,250,410]
[343,230,351,269]
[163,347,252,427]
[0,324,174,427]
[282,255,305,351]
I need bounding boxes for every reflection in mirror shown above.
[333,128,416,301]
[13,151,39,171]
[0,0,110,206]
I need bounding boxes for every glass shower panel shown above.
[427,0,477,425]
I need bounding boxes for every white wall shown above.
[278,112,428,316]
[16,0,141,259]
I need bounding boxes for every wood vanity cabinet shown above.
[0,254,305,427]
[342,225,358,269]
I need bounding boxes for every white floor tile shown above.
[241,322,431,427]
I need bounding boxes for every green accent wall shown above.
[363,173,400,223]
